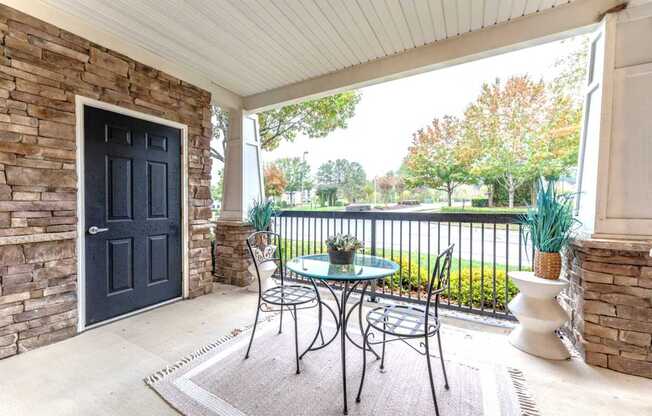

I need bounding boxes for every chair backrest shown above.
[245,231,283,295]
[425,244,455,317]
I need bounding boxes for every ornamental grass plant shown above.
[520,179,578,254]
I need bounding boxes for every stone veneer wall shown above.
[214,221,254,287]
[561,238,652,379]
[0,5,214,359]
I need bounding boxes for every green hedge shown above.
[471,198,489,208]
[379,257,518,311]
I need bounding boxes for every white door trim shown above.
[75,96,190,332]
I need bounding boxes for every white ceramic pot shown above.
[247,262,277,293]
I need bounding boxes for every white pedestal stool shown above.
[508,271,570,360]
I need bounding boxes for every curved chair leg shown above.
[380,324,387,371]
[436,331,449,389]
[356,325,372,403]
[293,305,300,374]
[424,336,440,416]
[245,298,262,359]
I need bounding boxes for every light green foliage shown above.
[276,157,312,204]
[316,159,367,204]
[209,92,360,163]
[520,179,579,253]
[259,92,361,150]
[211,168,223,203]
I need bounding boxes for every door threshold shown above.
[82,297,182,331]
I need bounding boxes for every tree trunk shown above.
[531,180,537,207]
[447,188,453,207]
[488,184,494,207]
[507,174,515,208]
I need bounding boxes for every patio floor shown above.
[0,284,650,416]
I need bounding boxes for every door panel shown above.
[85,106,182,325]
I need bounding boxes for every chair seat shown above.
[366,304,440,338]
[261,284,317,306]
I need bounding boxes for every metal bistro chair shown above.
[356,244,455,416]
[244,231,322,374]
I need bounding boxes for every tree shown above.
[276,157,311,205]
[209,105,229,163]
[263,164,287,198]
[404,115,473,206]
[316,159,367,204]
[259,92,361,151]
[210,168,223,203]
[376,172,398,203]
[209,91,360,163]
[551,36,589,109]
[464,76,549,208]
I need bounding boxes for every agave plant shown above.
[247,199,276,232]
[520,179,579,253]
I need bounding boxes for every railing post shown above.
[369,218,378,302]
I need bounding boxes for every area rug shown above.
[146,317,540,416]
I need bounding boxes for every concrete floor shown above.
[0,284,650,416]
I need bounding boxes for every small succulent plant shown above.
[325,234,363,252]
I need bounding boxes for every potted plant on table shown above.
[521,179,579,280]
[326,234,363,265]
[247,199,277,292]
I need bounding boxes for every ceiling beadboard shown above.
[43,0,575,97]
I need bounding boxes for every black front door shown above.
[84,106,182,326]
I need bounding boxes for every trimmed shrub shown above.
[379,258,518,311]
[471,198,489,208]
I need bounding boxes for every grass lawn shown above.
[284,205,345,212]
[281,239,524,273]
[439,206,527,214]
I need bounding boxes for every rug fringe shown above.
[144,317,273,386]
[507,368,541,416]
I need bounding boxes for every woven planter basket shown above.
[533,250,562,280]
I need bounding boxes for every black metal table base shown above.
[300,279,378,415]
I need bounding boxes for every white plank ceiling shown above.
[44,0,575,97]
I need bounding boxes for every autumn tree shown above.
[531,36,589,181]
[404,115,473,206]
[464,76,550,208]
[376,172,399,203]
[263,164,287,198]
[276,157,311,205]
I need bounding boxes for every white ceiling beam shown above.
[243,0,622,112]
[0,0,244,109]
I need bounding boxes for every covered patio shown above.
[1,284,651,416]
[0,0,651,415]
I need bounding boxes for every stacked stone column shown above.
[561,239,652,378]
[213,220,254,287]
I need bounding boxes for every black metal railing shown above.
[273,210,532,320]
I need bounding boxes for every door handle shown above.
[88,226,109,235]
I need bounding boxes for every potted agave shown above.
[247,199,276,292]
[521,179,579,280]
[326,234,362,265]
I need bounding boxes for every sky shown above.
[261,36,583,180]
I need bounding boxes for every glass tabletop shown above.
[286,254,400,281]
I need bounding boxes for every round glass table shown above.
[286,254,399,415]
